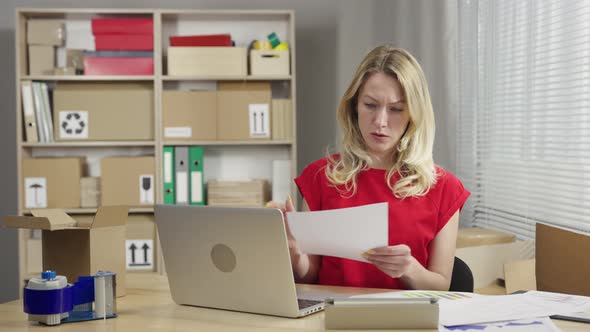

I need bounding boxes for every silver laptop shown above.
[154,204,325,318]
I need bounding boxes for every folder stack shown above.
[207,179,270,207]
[21,80,54,142]
[163,146,205,205]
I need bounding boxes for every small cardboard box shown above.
[101,156,155,207]
[250,50,290,76]
[53,82,154,141]
[217,82,272,140]
[28,45,55,75]
[27,19,65,46]
[126,214,157,272]
[22,157,83,209]
[162,91,217,141]
[207,179,270,207]
[167,47,247,76]
[4,207,128,297]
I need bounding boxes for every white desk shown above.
[0,273,587,331]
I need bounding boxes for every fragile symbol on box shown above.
[126,239,153,270]
[139,174,154,204]
[25,177,47,208]
[249,104,270,138]
[59,111,88,139]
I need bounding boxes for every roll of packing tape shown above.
[274,42,289,50]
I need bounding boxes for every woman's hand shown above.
[267,196,299,254]
[362,244,417,279]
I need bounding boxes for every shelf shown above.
[162,140,293,146]
[21,141,156,148]
[21,75,155,81]
[23,207,154,215]
[162,75,292,81]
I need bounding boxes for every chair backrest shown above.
[449,256,474,292]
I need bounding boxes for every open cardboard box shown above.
[4,206,128,296]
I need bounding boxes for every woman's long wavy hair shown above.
[326,45,437,199]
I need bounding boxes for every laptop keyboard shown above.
[298,298,323,310]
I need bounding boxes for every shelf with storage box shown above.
[23,207,154,215]
[15,8,160,289]
[161,75,292,81]
[15,8,297,290]
[21,141,156,147]
[22,75,156,81]
[158,9,297,210]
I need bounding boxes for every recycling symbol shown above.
[59,111,88,139]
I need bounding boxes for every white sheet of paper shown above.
[286,202,388,263]
[439,291,590,326]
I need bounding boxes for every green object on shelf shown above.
[267,32,281,48]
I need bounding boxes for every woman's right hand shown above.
[268,196,300,257]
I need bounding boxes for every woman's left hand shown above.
[362,244,417,279]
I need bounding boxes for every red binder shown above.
[169,34,232,47]
[95,35,154,51]
[84,57,154,75]
[91,18,153,35]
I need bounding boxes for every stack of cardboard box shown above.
[27,20,65,75]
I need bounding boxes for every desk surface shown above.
[0,273,587,332]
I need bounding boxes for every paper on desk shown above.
[440,291,590,326]
[286,202,388,263]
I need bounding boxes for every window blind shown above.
[457,0,590,239]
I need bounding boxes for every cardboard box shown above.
[536,223,590,296]
[208,179,270,207]
[53,82,154,141]
[27,20,65,46]
[22,158,83,209]
[80,177,100,208]
[217,82,272,140]
[457,227,516,248]
[162,91,217,141]
[28,45,55,75]
[126,214,157,272]
[4,207,128,297]
[250,50,290,76]
[101,156,155,207]
[167,47,247,76]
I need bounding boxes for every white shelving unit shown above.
[15,8,297,286]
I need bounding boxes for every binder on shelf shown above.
[31,82,46,143]
[163,146,175,205]
[272,160,291,203]
[40,83,54,142]
[20,81,38,142]
[174,147,189,205]
[189,146,204,205]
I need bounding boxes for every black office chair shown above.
[449,257,474,292]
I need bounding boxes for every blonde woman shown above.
[283,45,470,291]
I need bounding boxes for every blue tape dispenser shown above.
[23,270,117,325]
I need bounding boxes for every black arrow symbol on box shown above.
[142,243,150,263]
[129,243,137,264]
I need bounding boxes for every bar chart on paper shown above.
[352,290,479,301]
